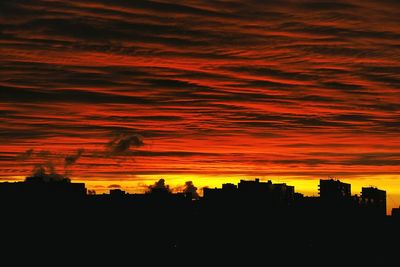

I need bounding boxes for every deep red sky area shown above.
[1,0,400,212]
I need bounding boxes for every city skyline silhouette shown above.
[2,0,400,217]
[1,174,399,265]
[1,0,400,264]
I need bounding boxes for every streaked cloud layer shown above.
[1,0,400,202]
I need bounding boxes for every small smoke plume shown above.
[183,181,199,199]
[16,149,34,160]
[148,178,170,193]
[64,149,84,167]
[26,162,70,183]
[106,133,144,156]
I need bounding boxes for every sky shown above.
[1,0,400,213]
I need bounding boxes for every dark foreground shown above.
[2,199,399,266]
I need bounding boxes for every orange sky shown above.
[1,0,400,214]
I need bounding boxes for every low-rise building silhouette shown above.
[0,175,396,266]
[361,186,386,217]
[392,207,400,219]
[0,177,86,201]
[0,176,391,218]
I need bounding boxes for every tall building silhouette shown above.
[319,179,351,200]
[361,187,386,217]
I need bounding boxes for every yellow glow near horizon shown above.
[3,174,400,215]
[72,174,400,214]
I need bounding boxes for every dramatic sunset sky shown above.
[1,0,400,213]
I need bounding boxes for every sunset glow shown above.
[1,0,400,214]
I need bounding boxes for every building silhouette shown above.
[319,179,351,200]
[392,206,400,219]
[203,178,295,212]
[0,175,397,265]
[0,176,390,218]
[0,176,86,201]
[361,186,386,217]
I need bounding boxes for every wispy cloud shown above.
[0,0,400,183]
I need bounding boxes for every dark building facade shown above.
[361,187,386,217]
[0,179,86,200]
[319,179,351,200]
[392,207,400,219]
